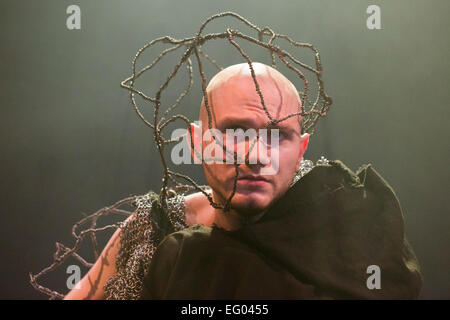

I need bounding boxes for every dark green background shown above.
[1,0,448,299]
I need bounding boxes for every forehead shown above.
[204,74,301,129]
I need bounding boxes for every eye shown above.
[267,128,287,141]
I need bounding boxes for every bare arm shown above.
[63,192,210,300]
[63,213,135,300]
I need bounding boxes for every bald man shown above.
[64,62,422,300]
[187,62,310,231]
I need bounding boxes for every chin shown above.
[230,192,273,215]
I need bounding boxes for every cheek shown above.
[202,162,233,188]
[277,143,301,174]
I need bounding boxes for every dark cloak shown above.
[139,160,423,299]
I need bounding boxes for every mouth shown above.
[236,175,270,187]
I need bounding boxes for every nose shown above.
[245,135,270,167]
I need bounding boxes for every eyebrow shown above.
[218,116,262,131]
[218,116,299,136]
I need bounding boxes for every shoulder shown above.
[156,223,236,257]
[184,190,215,226]
[282,158,403,218]
[160,224,213,245]
[304,159,367,188]
[302,158,396,195]
[325,159,403,211]
[301,158,407,237]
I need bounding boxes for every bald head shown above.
[199,62,302,129]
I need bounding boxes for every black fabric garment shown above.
[139,160,423,299]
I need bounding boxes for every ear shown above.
[187,122,203,164]
[296,133,310,171]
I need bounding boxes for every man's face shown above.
[197,66,309,216]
